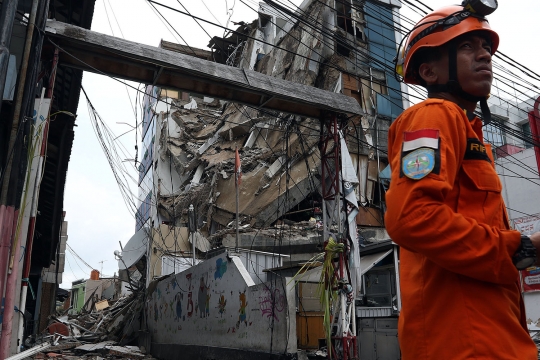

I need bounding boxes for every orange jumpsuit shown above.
[385,98,538,359]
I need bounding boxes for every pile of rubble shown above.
[16,293,150,360]
[60,294,143,343]
[29,341,155,360]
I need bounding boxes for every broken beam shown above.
[44,20,364,118]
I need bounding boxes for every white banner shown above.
[513,213,540,235]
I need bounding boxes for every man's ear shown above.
[418,62,438,85]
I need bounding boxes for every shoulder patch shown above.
[402,148,436,180]
[464,138,491,163]
[403,129,439,152]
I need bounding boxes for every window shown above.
[71,290,78,307]
[363,268,396,307]
[483,123,505,148]
[521,122,534,148]
[360,254,397,309]
[135,192,152,231]
[276,17,287,32]
[336,0,353,36]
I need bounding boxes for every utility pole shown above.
[235,146,241,253]
[188,204,196,266]
[319,112,357,360]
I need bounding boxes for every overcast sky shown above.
[61,0,540,287]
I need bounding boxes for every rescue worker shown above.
[385,4,540,359]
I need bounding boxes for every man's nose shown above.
[477,45,492,62]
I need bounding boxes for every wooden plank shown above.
[343,73,360,91]
[296,313,325,349]
[160,40,212,60]
[356,206,383,226]
[45,20,364,118]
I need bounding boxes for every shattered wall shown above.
[138,0,396,268]
[83,279,116,311]
[147,253,296,359]
[147,224,211,282]
[154,95,324,234]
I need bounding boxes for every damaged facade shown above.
[121,0,405,359]
[0,0,96,357]
[135,0,403,263]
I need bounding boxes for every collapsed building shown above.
[135,0,402,263]
[116,0,406,359]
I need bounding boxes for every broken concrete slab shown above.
[75,341,115,351]
[47,342,82,352]
[106,345,145,359]
[94,300,109,311]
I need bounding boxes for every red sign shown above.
[521,267,540,292]
[528,95,540,175]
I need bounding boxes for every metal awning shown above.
[360,249,393,274]
[296,249,394,283]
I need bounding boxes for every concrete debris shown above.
[138,0,392,270]
[94,300,109,311]
[151,90,387,253]
[26,344,155,360]
[155,95,327,233]
[25,293,148,360]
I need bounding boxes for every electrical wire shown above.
[62,0,540,298]
[66,244,95,270]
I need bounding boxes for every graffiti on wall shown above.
[217,293,227,317]
[185,273,194,318]
[174,292,183,321]
[236,290,249,328]
[215,257,227,279]
[146,255,290,351]
[258,287,286,322]
[197,275,210,318]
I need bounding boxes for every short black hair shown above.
[409,46,443,86]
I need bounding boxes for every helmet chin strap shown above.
[425,42,492,125]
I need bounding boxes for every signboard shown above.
[528,95,540,175]
[521,267,540,292]
[513,213,540,235]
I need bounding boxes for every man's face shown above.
[423,32,493,98]
[455,33,493,97]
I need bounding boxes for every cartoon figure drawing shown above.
[236,291,248,328]
[214,258,227,280]
[186,273,194,317]
[174,292,183,321]
[217,294,227,317]
[198,276,210,318]
[205,293,211,317]
[163,301,169,316]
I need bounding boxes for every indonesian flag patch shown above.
[403,129,439,151]
[400,129,440,180]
